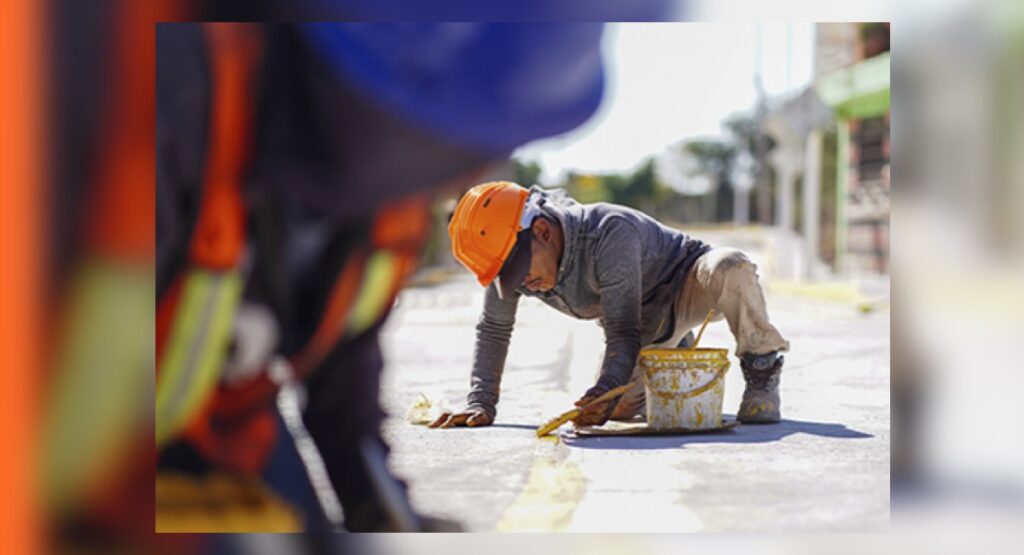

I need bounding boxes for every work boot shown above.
[738,351,783,423]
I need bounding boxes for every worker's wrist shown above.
[586,374,627,398]
[596,372,628,391]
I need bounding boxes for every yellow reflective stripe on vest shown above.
[346,251,399,337]
[156,269,242,446]
[43,259,153,511]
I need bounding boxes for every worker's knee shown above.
[705,248,754,276]
[696,248,757,299]
[721,249,752,271]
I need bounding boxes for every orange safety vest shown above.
[154,24,432,473]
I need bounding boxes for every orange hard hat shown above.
[448,181,539,296]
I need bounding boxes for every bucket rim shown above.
[640,347,729,357]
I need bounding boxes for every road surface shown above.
[378,274,889,532]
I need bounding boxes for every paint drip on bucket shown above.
[640,348,730,430]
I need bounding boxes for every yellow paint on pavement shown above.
[496,437,586,532]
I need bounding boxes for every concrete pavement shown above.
[379,274,890,532]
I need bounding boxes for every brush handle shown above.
[583,382,634,407]
[535,382,636,437]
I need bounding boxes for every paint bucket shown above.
[640,348,730,430]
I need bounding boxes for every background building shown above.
[813,22,891,275]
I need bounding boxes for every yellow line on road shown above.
[496,437,586,532]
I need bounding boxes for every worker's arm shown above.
[574,218,644,426]
[430,282,520,428]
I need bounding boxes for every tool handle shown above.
[535,381,637,438]
[581,382,634,409]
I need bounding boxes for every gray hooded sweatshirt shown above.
[467,186,711,419]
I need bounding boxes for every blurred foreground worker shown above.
[434,182,790,429]
[156,23,605,531]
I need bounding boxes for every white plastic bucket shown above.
[640,348,730,430]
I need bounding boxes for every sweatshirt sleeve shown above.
[466,282,521,419]
[590,218,644,394]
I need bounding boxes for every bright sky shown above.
[514,23,815,184]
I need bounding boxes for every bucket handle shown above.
[643,364,728,400]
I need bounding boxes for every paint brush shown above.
[535,382,635,438]
[535,308,718,438]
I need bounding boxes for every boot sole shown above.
[737,416,781,424]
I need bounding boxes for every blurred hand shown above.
[571,388,616,427]
[428,407,493,428]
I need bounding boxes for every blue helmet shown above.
[293,0,680,22]
[298,23,607,154]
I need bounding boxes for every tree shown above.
[724,112,776,224]
[512,159,542,186]
[611,159,658,211]
[683,139,735,222]
[723,113,776,153]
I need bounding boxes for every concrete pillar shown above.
[803,129,823,279]
[775,153,797,233]
[772,147,801,281]
[733,188,750,225]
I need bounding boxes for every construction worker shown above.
[155,23,609,531]
[433,182,791,429]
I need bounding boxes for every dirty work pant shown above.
[611,247,790,418]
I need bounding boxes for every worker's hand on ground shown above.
[428,407,493,428]
[571,390,616,427]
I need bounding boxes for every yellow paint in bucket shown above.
[640,348,730,430]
